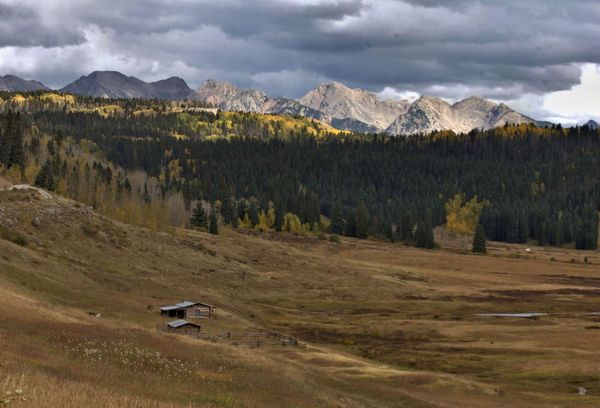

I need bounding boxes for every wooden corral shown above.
[159,301,216,319]
[157,324,306,348]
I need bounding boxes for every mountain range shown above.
[189,79,542,135]
[2,70,593,135]
[60,71,193,99]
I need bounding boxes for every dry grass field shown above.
[2,187,600,407]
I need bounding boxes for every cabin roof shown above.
[160,301,214,310]
[167,319,201,328]
[175,301,197,308]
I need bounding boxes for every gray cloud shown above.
[0,0,599,113]
[0,2,85,47]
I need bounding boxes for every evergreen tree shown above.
[399,213,414,243]
[248,199,260,227]
[221,195,235,225]
[472,224,487,253]
[415,218,435,249]
[345,210,357,237]
[190,202,208,229]
[0,111,25,170]
[0,124,8,166]
[9,112,24,169]
[209,210,219,235]
[274,202,285,232]
[34,161,56,191]
[355,202,370,239]
[330,202,345,234]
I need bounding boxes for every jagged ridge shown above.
[2,70,537,135]
[60,71,193,99]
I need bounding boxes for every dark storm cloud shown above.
[0,0,599,102]
[0,2,85,47]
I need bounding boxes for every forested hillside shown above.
[1,92,599,250]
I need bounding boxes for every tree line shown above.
[2,104,600,250]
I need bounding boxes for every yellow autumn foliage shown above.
[445,193,488,235]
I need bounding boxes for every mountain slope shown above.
[299,82,409,132]
[584,120,599,129]
[0,74,49,92]
[191,79,532,135]
[149,77,194,99]
[61,71,192,99]
[191,79,270,112]
[386,96,534,135]
[191,80,329,122]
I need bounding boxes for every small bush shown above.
[317,233,327,241]
[329,234,340,243]
[81,222,98,237]
[0,226,27,247]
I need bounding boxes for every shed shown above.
[160,300,216,319]
[166,319,202,334]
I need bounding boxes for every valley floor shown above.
[1,188,600,407]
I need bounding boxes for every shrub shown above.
[317,233,327,240]
[329,234,340,243]
[0,226,27,247]
[81,222,98,237]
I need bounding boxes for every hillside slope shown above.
[386,96,534,135]
[298,81,409,132]
[2,185,600,406]
[0,75,49,92]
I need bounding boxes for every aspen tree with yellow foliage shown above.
[445,193,488,235]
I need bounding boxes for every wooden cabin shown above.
[160,301,216,319]
[166,319,201,334]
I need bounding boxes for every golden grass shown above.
[1,190,600,406]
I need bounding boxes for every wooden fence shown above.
[157,325,306,348]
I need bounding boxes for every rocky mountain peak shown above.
[192,80,269,112]
[60,71,191,99]
[386,96,533,136]
[0,74,49,92]
[3,69,536,135]
[299,82,409,131]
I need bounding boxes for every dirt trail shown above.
[2,184,53,199]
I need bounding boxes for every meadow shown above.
[1,186,600,407]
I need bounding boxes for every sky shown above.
[0,0,598,124]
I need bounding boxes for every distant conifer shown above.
[209,210,219,235]
[330,202,345,235]
[190,202,208,230]
[472,224,487,253]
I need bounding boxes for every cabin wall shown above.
[186,306,214,319]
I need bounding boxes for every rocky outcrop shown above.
[386,96,534,135]
[191,80,270,112]
[191,80,328,121]
[299,81,409,132]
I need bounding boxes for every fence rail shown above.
[157,325,306,348]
